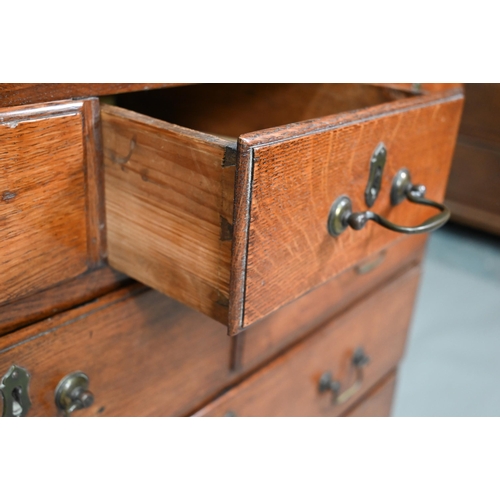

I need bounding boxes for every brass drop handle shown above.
[319,347,370,405]
[328,168,450,237]
[55,371,94,416]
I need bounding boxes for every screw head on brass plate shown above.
[391,168,412,206]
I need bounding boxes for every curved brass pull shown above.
[319,348,370,405]
[328,168,450,237]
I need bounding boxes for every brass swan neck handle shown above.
[328,168,450,237]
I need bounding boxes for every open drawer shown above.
[101,84,463,335]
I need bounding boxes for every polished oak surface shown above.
[344,370,396,417]
[195,267,419,416]
[238,91,462,329]
[0,84,186,108]
[0,285,237,417]
[101,85,462,337]
[0,99,105,306]
[0,267,129,337]
[238,235,426,372]
[0,84,461,417]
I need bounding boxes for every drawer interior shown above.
[112,83,412,139]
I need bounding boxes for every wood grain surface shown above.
[102,104,236,324]
[234,90,463,329]
[0,84,188,108]
[195,267,420,417]
[0,267,129,337]
[0,285,238,417]
[114,83,410,138]
[237,235,426,372]
[82,98,107,264]
[343,370,396,417]
[0,99,105,306]
[103,86,461,335]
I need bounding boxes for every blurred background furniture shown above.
[445,84,500,235]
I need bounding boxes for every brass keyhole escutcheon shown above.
[0,365,32,417]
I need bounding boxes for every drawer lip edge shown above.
[100,103,236,150]
[239,88,464,148]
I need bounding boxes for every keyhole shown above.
[11,386,23,417]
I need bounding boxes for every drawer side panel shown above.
[102,105,235,324]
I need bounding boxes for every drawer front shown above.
[0,267,129,338]
[343,370,396,417]
[195,267,420,416]
[238,234,426,371]
[102,86,462,335]
[233,91,462,332]
[0,286,235,417]
[0,99,105,306]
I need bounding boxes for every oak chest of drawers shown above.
[0,83,463,417]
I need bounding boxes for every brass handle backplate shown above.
[55,371,94,416]
[0,365,32,417]
[328,168,450,237]
[319,347,370,405]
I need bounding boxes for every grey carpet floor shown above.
[392,223,500,416]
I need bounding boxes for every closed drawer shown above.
[0,99,105,306]
[343,370,397,417]
[237,233,426,372]
[0,285,235,417]
[102,84,462,335]
[195,266,420,417]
